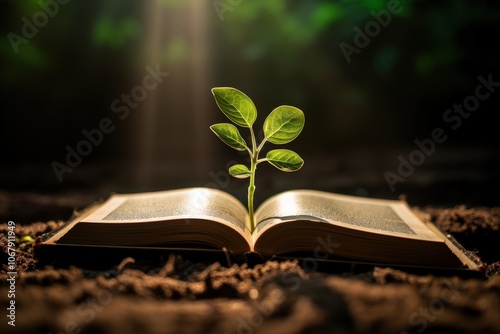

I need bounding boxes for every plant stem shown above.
[248,155,257,232]
[248,126,259,232]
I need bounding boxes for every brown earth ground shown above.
[0,193,499,334]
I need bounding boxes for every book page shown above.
[83,188,251,239]
[254,190,441,242]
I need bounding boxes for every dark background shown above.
[1,0,499,209]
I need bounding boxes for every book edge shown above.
[422,217,485,272]
[36,202,102,245]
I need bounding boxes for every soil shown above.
[1,195,499,334]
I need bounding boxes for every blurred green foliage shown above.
[215,0,494,76]
[161,37,188,64]
[3,0,497,81]
[1,0,498,162]
[92,17,140,48]
[210,0,499,148]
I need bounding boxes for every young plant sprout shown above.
[210,87,305,232]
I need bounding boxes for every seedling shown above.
[210,87,305,232]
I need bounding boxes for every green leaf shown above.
[263,106,304,144]
[210,123,248,151]
[229,164,251,179]
[266,149,304,172]
[211,87,257,128]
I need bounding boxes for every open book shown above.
[37,188,481,270]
